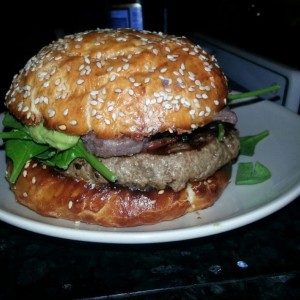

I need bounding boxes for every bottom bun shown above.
[8,160,232,227]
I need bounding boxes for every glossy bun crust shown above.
[9,160,231,227]
[5,29,228,139]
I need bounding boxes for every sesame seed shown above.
[90,90,99,97]
[181,98,190,107]
[43,81,50,88]
[163,103,172,109]
[128,89,134,96]
[104,119,111,125]
[90,100,98,106]
[32,176,36,184]
[54,78,61,85]
[70,120,77,125]
[80,69,87,76]
[107,105,114,112]
[160,67,167,73]
[110,74,116,81]
[63,109,69,116]
[144,77,150,83]
[199,54,208,61]
[68,201,73,209]
[123,63,129,70]
[114,88,122,93]
[77,79,84,85]
[48,109,56,117]
[202,93,208,99]
[23,192,28,198]
[84,56,91,64]
[189,109,195,116]
[214,100,220,105]
[96,62,102,68]
[157,96,163,103]
[193,99,201,108]
[59,125,67,130]
[23,170,28,177]
[96,52,102,59]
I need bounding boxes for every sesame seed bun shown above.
[5,28,228,139]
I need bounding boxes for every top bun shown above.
[5,28,228,139]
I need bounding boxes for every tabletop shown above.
[0,196,299,299]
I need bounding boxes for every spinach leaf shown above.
[240,130,269,156]
[1,112,117,183]
[235,161,272,185]
[6,139,49,183]
[47,140,117,182]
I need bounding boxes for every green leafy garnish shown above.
[47,140,117,182]
[0,113,117,184]
[217,123,225,142]
[240,130,269,156]
[228,84,281,102]
[6,139,50,183]
[235,161,272,185]
[236,130,272,185]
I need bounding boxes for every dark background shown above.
[1,0,300,112]
[1,2,300,298]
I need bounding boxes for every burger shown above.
[0,28,239,227]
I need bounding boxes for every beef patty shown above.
[66,129,240,192]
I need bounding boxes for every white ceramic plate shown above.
[1,101,300,244]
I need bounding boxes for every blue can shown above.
[110,1,143,30]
